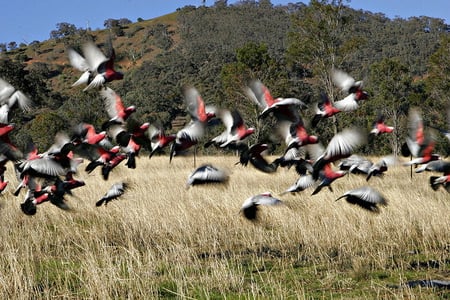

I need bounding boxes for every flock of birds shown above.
[0,40,448,220]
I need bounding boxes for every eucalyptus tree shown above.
[366,58,413,155]
[287,0,364,134]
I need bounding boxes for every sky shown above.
[1,0,449,44]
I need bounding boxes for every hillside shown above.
[0,1,448,155]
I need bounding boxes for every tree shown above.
[104,19,125,37]
[287,0,362,134]
[366,58,413,155]
[7,41,17,51]
[425,35,450,108]
[50,22,78,39]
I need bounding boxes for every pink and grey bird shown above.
[245,79,305,121]
[96,182,127,207]
[240,192,284,221]
[335,186,388,213]
[68,41,123,91]
[186,164,229,187]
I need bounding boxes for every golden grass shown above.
[0,155,449,298]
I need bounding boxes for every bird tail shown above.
[126,152,136,169]
[311,185,323,196]
[429,176,440,191]
[311,114,321,128]
[102,165,111,181]
[85,161,103,173]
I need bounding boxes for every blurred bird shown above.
[170,120,205,163]
[186,164,229,187]
[281,174,315,195]
[237,143,279,173]
[96,182,127,206]
[338,155,373,175]
[205,109,255,149]
[311,93,342,128]
[72,122,107,145]
[277,119,318,151]
[429,175,450,192]
[183,86,216,123]
[100,87,136,127]
[16,133,75,180]
[68,41,123,91]
[240,192,283,221]
[311,163,347,195]
[0,77,33,117]
[148,124,176,158]
[245,79,305,122]
[331,68,368,101]
[80,144,126,180]
[366,155,397,181]
[402,108,440,166]
[335,186,388,213]
[311,127,366,180]
[370,113,394,136]
[415,159,450,174]
[0,123,23,162]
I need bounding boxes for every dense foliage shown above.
[0,0,448,155]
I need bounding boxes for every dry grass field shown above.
[0,155,448,299]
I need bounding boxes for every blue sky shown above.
[1,0,449,44]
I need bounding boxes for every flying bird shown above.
[170,120,205,163]
[311,93,342,128]
[0,77,32,110]
[237,143,279,173]
[429,175,450,193]
[96,182,127,206]
[183,86,216,123]
[366,155,398,181]
[245,79,305,122]
[277,119,318,151]
[338,155,373,175]
[370,113,394,136]
[148,123,176,158]
[68,41,123,91]
[402,108,440,166]
[240,192,284,221]
[311,127,366,180]
[100,87,136,127]
[186,164,229,187]
[311,163,347,195]
[331,68,368,101]
[281,174,315,195]
[204,109,255,149]
[335,186,388,213]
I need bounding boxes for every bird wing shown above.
[338,186,387,205]
[97,182,126,206]
[324,128,366,160]
[183,86,207,122]
[0,104,9,124]
[82,41,108,72]
[177,121,205,143]
[0,78,16,103]
[67,48,90,72]
[331,68,358,93]
[282,175,315,194]
[253,194,283,206]
[84,74,106,91]
[334,94,359,112]
[245,79,270,110]
[101,87,123,119]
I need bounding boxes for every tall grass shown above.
[0,155,448,298]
